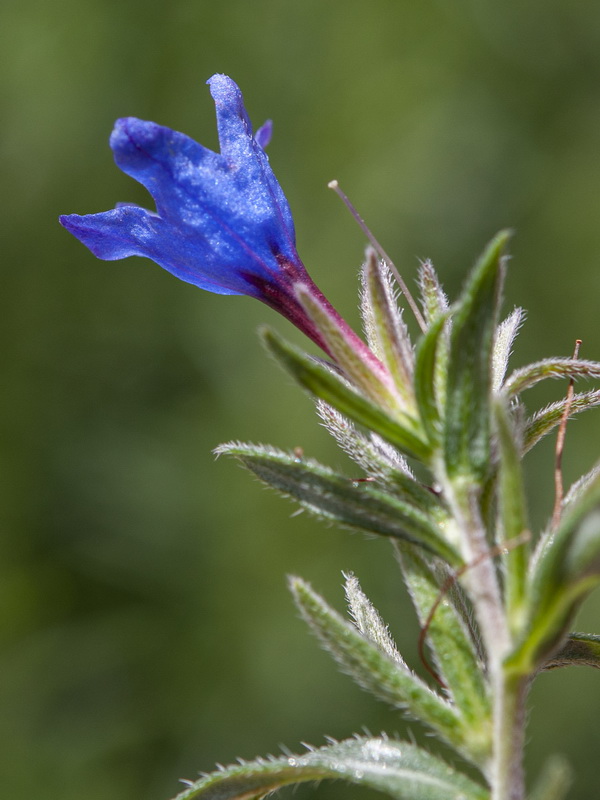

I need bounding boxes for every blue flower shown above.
[60,74,331,348]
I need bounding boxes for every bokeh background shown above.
[3,0,600,798]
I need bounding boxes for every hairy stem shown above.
[441,472,527,799]
[443,477,509,667]
[492,674,528,800]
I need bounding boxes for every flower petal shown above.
[60,207,243,295]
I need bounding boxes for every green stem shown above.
[492,674,528,800]
[443,476,509,667]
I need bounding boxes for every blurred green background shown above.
[2,0,600,798]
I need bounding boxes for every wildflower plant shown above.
[61,75,600,800]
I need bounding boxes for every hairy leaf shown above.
[316,401,416,486]
[523,389,600,453]
[344,572,405,665]
[172,736,489,800]
[503,358,600,399]
[418,260,449,323]
[542,632,600,670]
[289,577,486,765]
[492,307,525,392]
[494,398,529,620]
[217,443,459,564]
[262,328,431,462]
[506,473,600,674]
[394,541,491,732]
[414,313,449,445]
[444,231,510,480]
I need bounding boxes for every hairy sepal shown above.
[361,249,416,409]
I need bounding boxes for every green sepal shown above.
[394,542,491,733]
[444,231,510,481]
[217,443,460,565]
[542,632,600,671]
[361,249,416,409]
[289,577,485,766]
[296,283,401,410]
[171,736,489,800]
[262,327,431,462]
[506,473,600,674]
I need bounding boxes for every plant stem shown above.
[443,476,509,665]
[442,473,528,799]
[491,673,528,800]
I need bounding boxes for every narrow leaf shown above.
[494,398,529,621]
[503,357,600,399]
[506,473,600,674]
[217,443,460,564]
[563,461,600,508]
[394,541,491,731]
[414,313,449,444]
[289,577,483,765]
[418,260,449,323]
[344,572,405,665]
[523,389,600,453]
[262,327,431,462]
[444,231,510,480]
[316,401,417,486]
[492,307,525,392]
[173,736,489,800]
[542,632,600,670]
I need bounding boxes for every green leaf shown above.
[361,249,416,409]
[523,389,600,453]
[492,307,525,392]
[503,358,600,399]
[394,541,491,734]
[542,632,600,670]
[262,327,432,462]
[444,231,510,480]
[494,398,529,622]
[343,572,405,665]
[172,736,489,800]
[289,577,485,766]
[414,312,449,445]
[217,443,460,564]
[418,260,449,324]
[316,401,417,487]
[506,473,600,674]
